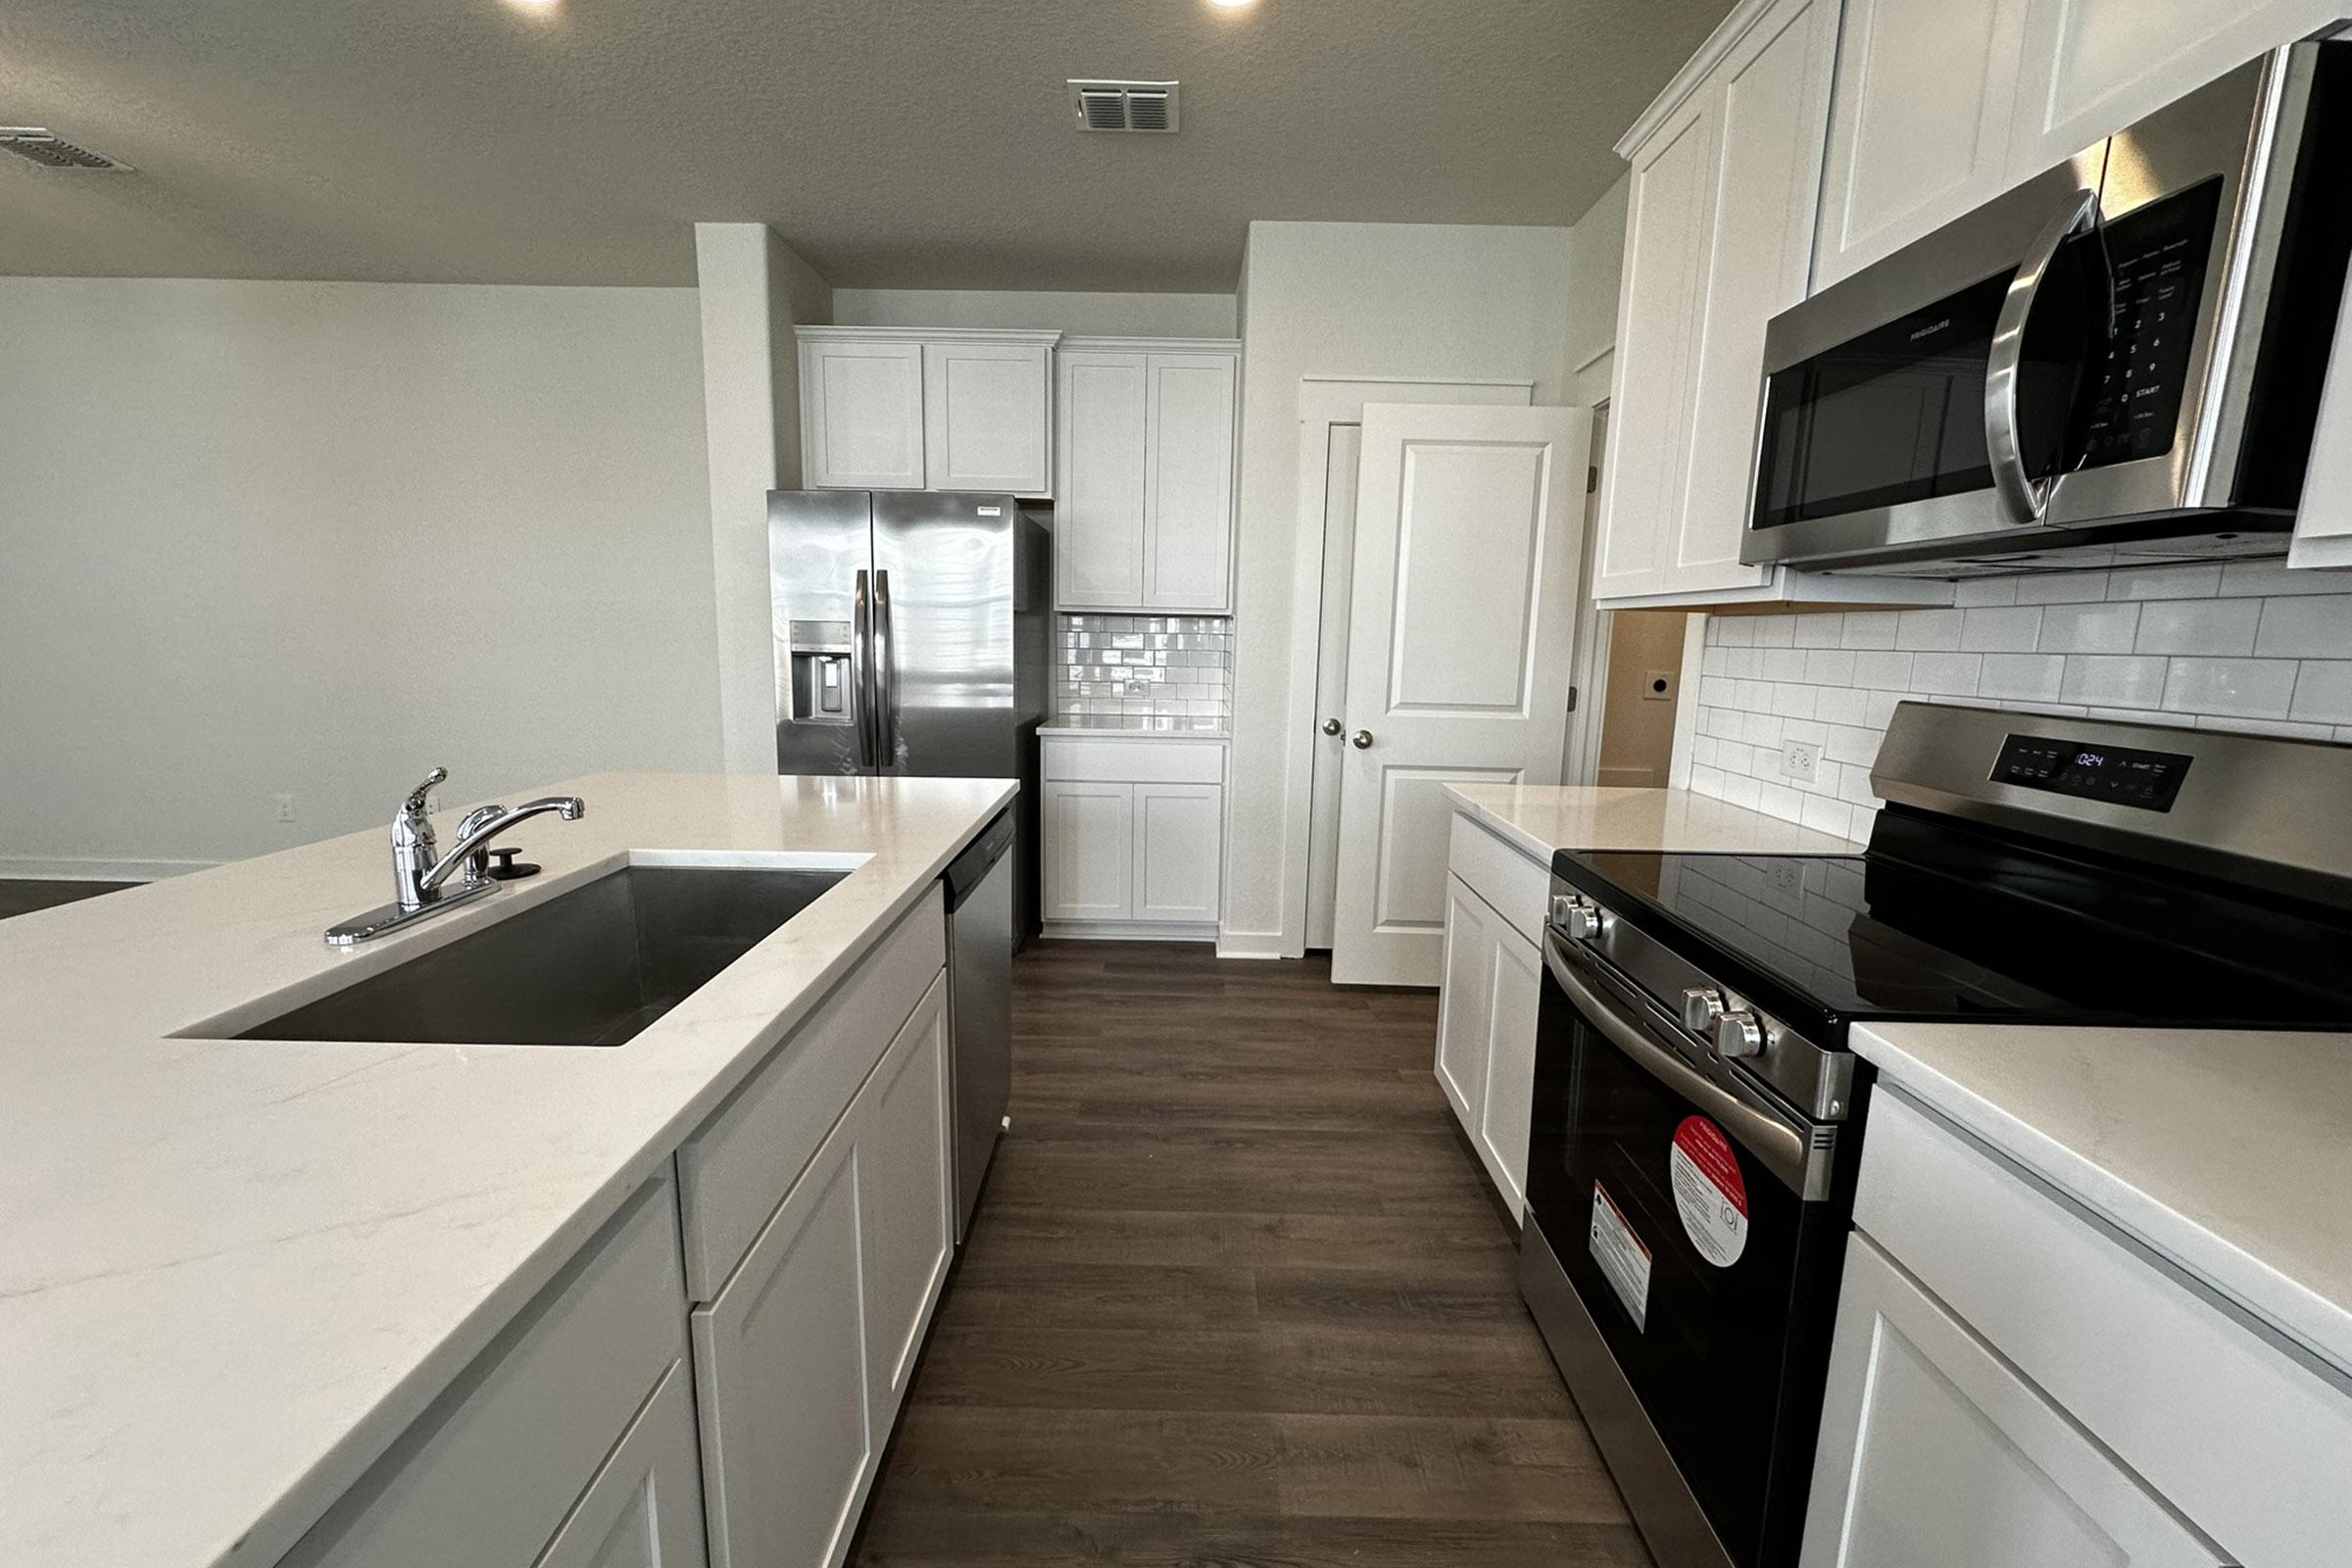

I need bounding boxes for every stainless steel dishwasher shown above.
[943,809,1015,1243]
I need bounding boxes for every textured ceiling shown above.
[0,0,1737,289]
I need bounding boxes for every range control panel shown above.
[1991,733,2192,811]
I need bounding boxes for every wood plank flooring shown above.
[0,878,135,920]
[852,940,1649,1567]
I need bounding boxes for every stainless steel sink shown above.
[237,864,849,1046]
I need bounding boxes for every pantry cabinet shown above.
[1041,736,1225,935]
[798,327,1057,496]
[1814,0,2345,287]
[1592,0,1946,611]
[1054,338,1239,613]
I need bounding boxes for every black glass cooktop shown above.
[1556,809,2352,1034]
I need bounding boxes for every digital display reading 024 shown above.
[1991,734,2191,811]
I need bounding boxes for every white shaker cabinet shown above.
[1811,0,2033,289]
[694,972,956,1568]
[531,1363,708,1568]
[798,327,1058,497]
[1592,0,1946,611]
[1433,808,1551,1221]
[1054,338,1239,613]
[1041,736,1225,936]
[1803,1236,2228,1568]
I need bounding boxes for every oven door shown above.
[1524,929,1851,1568]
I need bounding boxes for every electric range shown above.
[1519,701,2352,1568]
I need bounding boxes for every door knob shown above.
[1351,729,1374,750]
[1321,717,1343,736]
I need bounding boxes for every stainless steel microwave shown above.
[1743,41,2352,578]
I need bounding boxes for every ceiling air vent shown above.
[0,127,131,171]
[1067,80,1180,133]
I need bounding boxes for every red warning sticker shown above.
[1669,1115,1749,1267]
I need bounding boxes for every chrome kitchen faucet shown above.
[325,767,585,946]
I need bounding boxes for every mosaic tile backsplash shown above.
[1056,613,1233,721]
[1689,559,2352,843]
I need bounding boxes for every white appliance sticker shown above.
[1589,1181,1651,1331]
[1670,1115,1750,1267]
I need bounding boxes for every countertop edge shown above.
[1852,1024,2352,1381]
[1442,784,1557,863]
[1037,723,1231,740]
[189,779,1016,1568]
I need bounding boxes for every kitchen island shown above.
[0,771,1013,1568]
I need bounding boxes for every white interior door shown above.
[1298,378,1533,952]
[1330,403,1592,987]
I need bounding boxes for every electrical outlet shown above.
[1642,669,1675,702]
[273,792,296,823]
[1782,740,1820,785]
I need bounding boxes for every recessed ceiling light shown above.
[1207,0,1257,9]
[504,0,559,11]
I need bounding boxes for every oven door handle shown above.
[1985,187,2101,524]
[1545,931,1822,1199]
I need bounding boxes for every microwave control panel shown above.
[1991,733,2192,811]
[2079,177,2224,470]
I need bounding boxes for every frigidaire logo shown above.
[1908,318,1952,341]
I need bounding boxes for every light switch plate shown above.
[1782,740,1820,785]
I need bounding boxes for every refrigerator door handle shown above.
[852,568,876,767]
[873,567,898,768]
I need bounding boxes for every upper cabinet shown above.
[797,328,1057,496]
[1815,0,2345,287]
[1594,0,1939,609]
[1054,337,1239,613]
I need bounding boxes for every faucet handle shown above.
[403,767,449,816]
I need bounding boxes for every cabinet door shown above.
[1802,1235,2229,1568]
[1143,353,1238,612]
[1592,94,1718,601]
[2007,0,2340,181]
[803,339,927,490]
[1475,924,1542,1223]
[532,1362,708,1568]
[1130,782,1223,923]
[1672,0,1839,597]
[1054,351,1150,609]
[857,973,953,1431]
[1813,0,2032,288]
[1434,875,1496,1141]
[693,1122,872,1568]
[1042,780,1134,920]
[922,340,1051,495]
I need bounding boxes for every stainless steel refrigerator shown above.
[769,488,1049,941]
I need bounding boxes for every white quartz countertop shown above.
[0,771,1013,1568]
[1039,715,1230,738]
[1443,782,1863,860]
[1854,1021,2352,1379]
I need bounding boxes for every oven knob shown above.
[1547,893,1580,930]
[1681,988,1727,1033]
[1714,1010,1765,1059]
[1565,903,1607,942]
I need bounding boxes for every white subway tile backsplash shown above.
[1056,613,1232,720]
[2060,655,2169,709]
[1896,609,1965,651]
[2036,601,2139,653]
[2254,594,2352,658]
[1961,606,2041,651]
[1685,562,2352,819]
[2160,657,2296,719]
[1978,653,2065,702]
[2133,597,2259,656]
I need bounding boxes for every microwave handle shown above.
[1985,189,2102,524]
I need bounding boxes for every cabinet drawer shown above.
[1859,1090,2352,1568]
[1447,809,1550,946]
[675,887,945,1300]
[281,1177,687,1568]
[1042,737,1225,784]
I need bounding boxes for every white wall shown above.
[0,277,719,874]
[1223,220,1576,957]
[1564,176,1629,407]
[1690,563,2352,842]
[833,288,1237,339]
[695,223,833,773]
